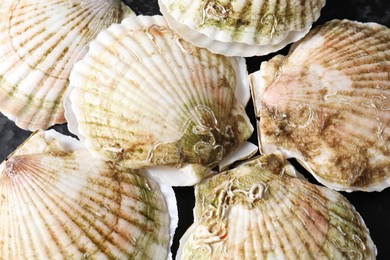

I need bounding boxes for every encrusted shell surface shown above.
[158,0,326,57]
[0,0,134,131]
[65,15,254,185]
[250,19,390,192]
[0,130,177,259]
[177,153,376,259]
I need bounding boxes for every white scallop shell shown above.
[158,0,326,57]
[0,0,134,130]
[250,19,390,192]
[177,153,376,259]
[0,130,177,259]
[65,15,255,186]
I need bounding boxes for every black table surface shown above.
[0,0,389,259]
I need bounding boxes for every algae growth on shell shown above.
[0,0,134,130]
[159,0,326,56]
[0,130,177,259]
[65,15,255,186]
[250,19,390,192]
[178,153,376,259]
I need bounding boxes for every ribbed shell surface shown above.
[250,20,390,191]
[0,0,133,130]
[0,130,172,259]
[158,0,326,56]
[66,15,253,174]
[178,153,376,259]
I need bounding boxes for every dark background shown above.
[0,0,388,259]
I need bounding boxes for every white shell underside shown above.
[178,154,376,259]
[251,19,390,192]
[0,130,176,259]
[65,15,254,185]
[0,0,133,130]
[158,0,326,56]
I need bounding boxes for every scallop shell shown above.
[0,130,177,259]
[158,0,326,57]
[177,153,376,259]
[250,19,390,192]
[0,0,134,131]
[65,15,254,186]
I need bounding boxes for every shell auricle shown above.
[0,130,177,259]
[0,0,134,130]
[177,153,376,259]
[65,15,256,186]
[250,19,390,192]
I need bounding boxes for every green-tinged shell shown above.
[0,130,176,259]
[0,0,134,130]
[178,153,376,259]
[65,15,254,185]
[250,19,390,192]
[158,0,326,56]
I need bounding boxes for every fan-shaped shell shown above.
[0,130,177,259]
[158,0,326,57]
[65,15,254,185]
[177,153,376,259]
[0,0,134,130]
[250,19,390,192]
